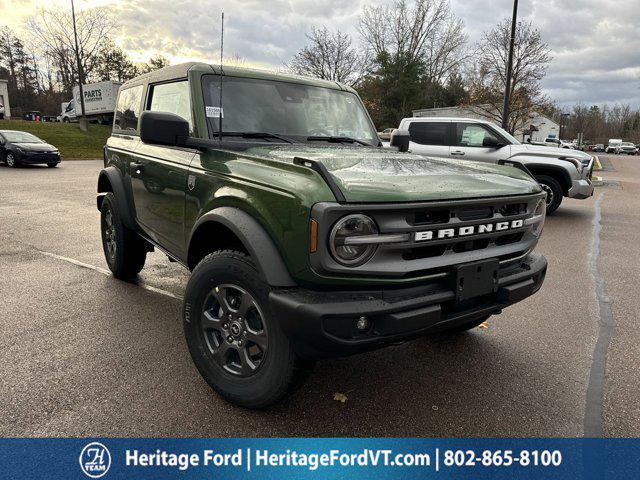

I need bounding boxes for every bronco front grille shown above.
[310,193,546,279]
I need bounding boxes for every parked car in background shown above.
[593,144,605,152]
[397,117,595,214]
[619,142,638,155]
[377,128,394,141]
[22,111,42,121]
[0,130,60,168]
[544,137,575,149]
[606,139,622,154]
[60,81,121,124]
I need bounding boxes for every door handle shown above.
[130,162,144,175]
[451,150,466,156]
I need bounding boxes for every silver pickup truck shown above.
[396,117,595,214]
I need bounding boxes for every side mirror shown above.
[139,111,189,147]
[390,129,410,152]
[483,135,504,149]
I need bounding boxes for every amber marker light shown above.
[310,219,318,253]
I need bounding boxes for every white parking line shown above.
[37,250,183,301]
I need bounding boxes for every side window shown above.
[455,123,494,147]
[114,85,144,133]
[408,122,449,146]
[148,81,193,131]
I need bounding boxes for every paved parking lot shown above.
[1,156,638,437]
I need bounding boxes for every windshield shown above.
[202,75,378,145]
[490,124,521,145]
[2,131,43,143]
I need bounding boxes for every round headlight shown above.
[329,214,378,266]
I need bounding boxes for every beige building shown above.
[0,79,10,119]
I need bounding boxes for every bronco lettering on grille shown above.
[414,219,524,242]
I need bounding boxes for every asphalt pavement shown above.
[0,156,637,437]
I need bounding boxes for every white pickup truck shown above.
[544,137,576,149]
[394,117,595,214]
[59,81,121,124]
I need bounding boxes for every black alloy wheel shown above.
[103,207,117,263]
[200,284,268,377]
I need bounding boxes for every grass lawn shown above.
[0,119,111,160]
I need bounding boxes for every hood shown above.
[514,144,593,161]
[14,142,58,152]
[245,145,541,203]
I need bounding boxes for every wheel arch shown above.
[97,166,136,229]
[188,207,296,287]
[523,164,572,196]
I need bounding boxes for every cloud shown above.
[2,0,639,107]
[452,0,640,107]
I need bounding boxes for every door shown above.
[451,122,511,163]
[406,120,452,158]
[128,80,196,256]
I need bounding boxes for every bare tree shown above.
[288,27,364,86]
[467,18,552,133]
[137,55,170,74]
[359,0,467,83]
[94,40,137,82]
[225,53,246,67]
[27,7,114,93]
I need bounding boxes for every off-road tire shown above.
[100,192,147,279]
[47,163,58,168]
[535,174,563,215]
[183,250,311,408]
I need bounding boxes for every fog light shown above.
[356,316,370,331]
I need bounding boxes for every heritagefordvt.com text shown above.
[126,449,432,472]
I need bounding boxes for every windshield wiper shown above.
[306,135,371,146]
[217,131,294,144]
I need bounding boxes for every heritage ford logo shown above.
[414,219,524,242]
[79,442,111,478]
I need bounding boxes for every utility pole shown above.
[501,0,519,131]
[71,0,88,131]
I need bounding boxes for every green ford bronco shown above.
[97,62,547,408]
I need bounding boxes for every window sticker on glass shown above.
[206,106,224,118]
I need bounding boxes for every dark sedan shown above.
[0,130,60,168]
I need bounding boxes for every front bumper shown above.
[270,252,547,358]
[17,152,60,165]
[568,178,594,199]
[567,158,595,199]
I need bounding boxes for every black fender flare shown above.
[497,159,535,179]
[190,207,296,287]
[520,163,572,195]
[97,166,136,230]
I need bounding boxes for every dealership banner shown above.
[1,438,639,479]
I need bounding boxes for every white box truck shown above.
[60,81,121,124]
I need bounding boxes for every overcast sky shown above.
[3,0,639,108]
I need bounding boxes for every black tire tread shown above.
[100,192,147,279]
[535,174,563,215]
[184,250,312,408]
